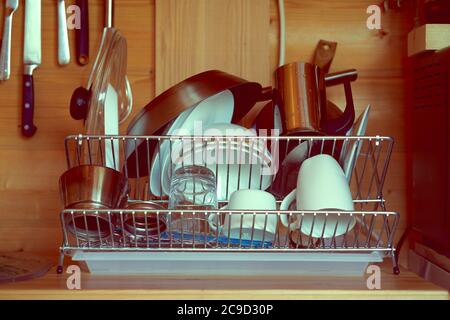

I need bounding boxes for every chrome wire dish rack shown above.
[58,134,399,275]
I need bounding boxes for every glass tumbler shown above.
[168,165,218,236]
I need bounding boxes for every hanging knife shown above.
[57,0,70,65]
[22,0,41,137]
[0,0,19,80]
[105,0,113,28]
[76,0,89,65]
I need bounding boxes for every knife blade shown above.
[22,0,41,137]
[0,0,19,80]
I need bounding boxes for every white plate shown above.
[340,105,371,181]
[149,90,234,196]
[174,122,272,165]
[149,107,195,197]
[168,122,261,170]
[282,140,310,167]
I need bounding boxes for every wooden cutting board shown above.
[155,0,271,95]
[0,252,52,284]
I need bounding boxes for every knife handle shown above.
[76,0,89,65]
[22,74,37,137]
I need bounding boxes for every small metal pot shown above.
[59,165,129,241]
[59,164,129,209]
[63,205,114,242]
[122,201,167,241]
[274,62,356,136]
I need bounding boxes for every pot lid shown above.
[85,27,132,135]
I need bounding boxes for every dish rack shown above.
[58,134,400,276]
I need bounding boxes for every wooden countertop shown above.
[0,260,448,300]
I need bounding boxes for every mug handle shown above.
[279,189,297,228]
[208,205,227,232]
[208,213,221,232]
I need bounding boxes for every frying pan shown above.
[125,70,272,178]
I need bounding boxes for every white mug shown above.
[208,189,278,241]
[280,154,356,238]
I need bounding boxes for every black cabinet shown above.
[411,47,450,258]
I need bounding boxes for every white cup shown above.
[280,154,356,238]
[208,189,278,241]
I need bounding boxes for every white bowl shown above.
[161,123,273,199]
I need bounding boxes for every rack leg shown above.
[392,250,400,275]
[57,249,65,274]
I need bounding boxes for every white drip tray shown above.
[71,251,384,277]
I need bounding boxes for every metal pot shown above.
[63,205,114,242]
[59,165,129,209]
[122,201,167,241]
[274,62,357,136]
[59,165,129,241]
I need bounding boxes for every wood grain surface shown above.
[0,0,154,253]
[155,0,271,94]
[268,0,412,266]
[0,262,448,299]
[0,0,412,270]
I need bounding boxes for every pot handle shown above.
[324,69,357,86]
[257,86,274,102]
[323,69,357,135]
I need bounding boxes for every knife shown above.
[105,0,113,28]
[22,0,41,137]
[57,0,70,65]
[0,0,19,80]
[76,0,89,65]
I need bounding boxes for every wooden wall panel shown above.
[0,0,410,260]
[155,0,271,94]
[0,0,154,254]
[268,0,411,237]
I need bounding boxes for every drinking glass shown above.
[168,165,218,236]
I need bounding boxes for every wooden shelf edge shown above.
[0,262,448,300]
[0,290,448,300]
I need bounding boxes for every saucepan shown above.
[274,62,357,136]
[59,165,129,241]
[256,63,358,197]
[124,70,273,179]
[122,201,167,242]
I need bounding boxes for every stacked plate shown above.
[149,90,234,197]
[148,90,274,200]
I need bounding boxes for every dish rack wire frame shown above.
[57,134,400,274]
